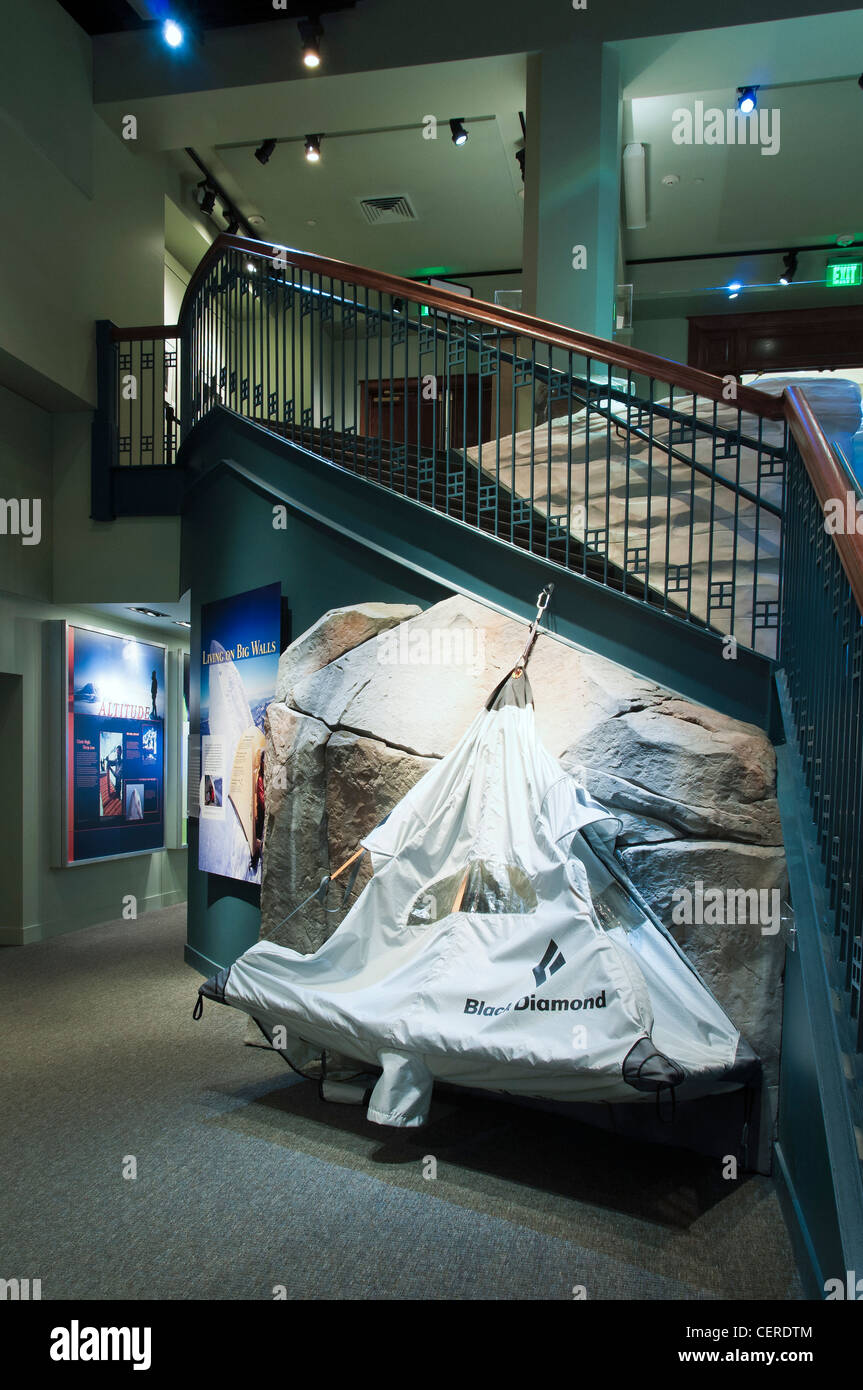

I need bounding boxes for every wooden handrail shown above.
[784,384,863,615]
[111,324,180,341]
[177,234,786,421]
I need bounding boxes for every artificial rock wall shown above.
[257,596,787,1105]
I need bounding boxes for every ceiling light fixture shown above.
[225,215,240,234]
[727,281,742,299]
[779,251,798,285]
[197,181,216,215]
[304,134,322,163]
[450,118,468,147]
[162,18,185,49]
[299,18,323,69]
[737,86,758,114]
[255,139,277,166]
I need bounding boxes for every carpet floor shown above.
[0,906,802,1300]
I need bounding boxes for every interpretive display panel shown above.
[197,583,281,884]
[65,625,166,863]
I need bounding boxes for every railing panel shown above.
[98,241,786,659]
[111,327,181,467]
[781,426,863,1047]
[170,242,788,656]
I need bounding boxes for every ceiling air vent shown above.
[358,195,416,226]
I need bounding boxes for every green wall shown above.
[0,382,187,945]
[182,464,448,973]
[0,587,187,945]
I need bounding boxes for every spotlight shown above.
[304,134,322,163]
[779,251,798,286]
[198,181,216,215]
[255,139,277,166]
[737,86,757,114]
[450,118,468,147]
[299,18,323,69]
[162,18,185,49]
[727,281,742,300]
[225,215,240,234]
[245,262,257,274]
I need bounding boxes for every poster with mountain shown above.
[65,625,166,863]
[198,583,281,884]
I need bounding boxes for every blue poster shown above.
[198,582,281,884]
[66,626,166,862]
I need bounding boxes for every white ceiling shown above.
[213,117,523,275]
[624,78,862,263]
[151,53,526,275]
[86,596,191,637]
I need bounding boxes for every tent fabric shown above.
[197,670,758,1128]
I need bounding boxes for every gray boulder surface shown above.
[255,595,787,1100]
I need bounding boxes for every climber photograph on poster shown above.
[198,582,281,884]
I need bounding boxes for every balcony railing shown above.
[172,237,787,658]
[781,386,863,1049]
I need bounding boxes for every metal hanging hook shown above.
[515,582,555,672]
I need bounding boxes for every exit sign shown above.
[826,260,863,288]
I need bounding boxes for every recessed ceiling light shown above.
[247,214,265,226]
[661,173,680,186]
[838,234,855,246]
[130,607,170,619]
[174,620,191,629]
[306,218,317,226]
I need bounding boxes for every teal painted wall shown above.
[182,464,448,971]
[0,384,187,944]
[0,588,187,944]
[775,939,845,1297]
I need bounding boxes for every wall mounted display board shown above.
[64,625,166,863]
[197,582,281,884]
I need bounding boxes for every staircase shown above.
[93,233,863,1292]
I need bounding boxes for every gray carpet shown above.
[0,906,803,1300]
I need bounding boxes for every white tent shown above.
[196,668,757,1128]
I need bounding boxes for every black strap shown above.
[192,994,203,1021]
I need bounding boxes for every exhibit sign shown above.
[198,582,281,884]
[65,625,166,863]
